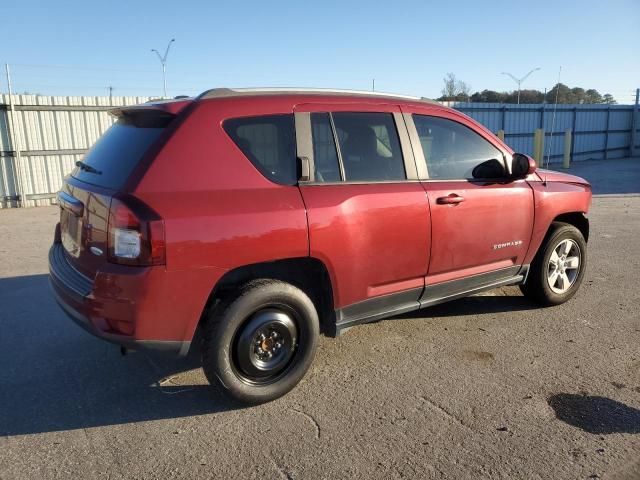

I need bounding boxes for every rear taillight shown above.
[107,197,166,266]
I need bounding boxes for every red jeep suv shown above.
[49,88,591,403]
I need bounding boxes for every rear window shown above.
[71,114,169,190]
[223,114,297,185]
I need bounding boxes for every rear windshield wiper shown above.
[75,161,102,175]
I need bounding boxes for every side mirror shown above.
[472,158,507,179]
[511,153,536,179]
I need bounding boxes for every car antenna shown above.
[543,66,562,186]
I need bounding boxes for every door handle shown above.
[436,194,465,205]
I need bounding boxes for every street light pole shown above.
[151,38,175,97]
[501,67,541,104]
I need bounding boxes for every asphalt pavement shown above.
[0,159,639,479]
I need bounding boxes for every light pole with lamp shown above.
[501,67,541,104]
[151,38,175,98]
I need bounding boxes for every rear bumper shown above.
[48,243,190,355]
[49,280,187,353]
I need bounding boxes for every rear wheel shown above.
[201,279,319,404]
[520,222,587,306]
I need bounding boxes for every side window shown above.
[310,113,341,182]
[332,112,406,182]
[412,115,503,180]
[223,114,296,185]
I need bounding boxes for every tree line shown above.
[437,73,616,104]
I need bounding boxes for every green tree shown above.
[459,83,617,104]
[470,89,506,103]
[570,87,586,103]
[547,83,572,103]
[515,89,545,104]
[584,89,603,103]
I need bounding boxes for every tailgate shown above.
[58,181,112,279]
[58,104,178,278]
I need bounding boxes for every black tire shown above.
[520,222,587,306]
[201,279,319,404]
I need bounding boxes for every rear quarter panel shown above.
[133,98,309,341]
[135,97,309,271]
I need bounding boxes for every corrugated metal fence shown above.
[0,94,152,208]
[443,101,638,163]
[1,95,638,208]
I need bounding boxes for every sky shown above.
[2,0,639,103]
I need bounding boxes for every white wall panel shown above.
[0,94,152,207]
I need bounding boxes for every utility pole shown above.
[108,85,113,103]
[372,78,375,92]
[501,67,541,104]
[151,38,175,98]
[541,87,547,127]
[5,63,11,95]
[631,88,639,157]
[4,63,25,207]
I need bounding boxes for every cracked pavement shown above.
[1,189,639,479]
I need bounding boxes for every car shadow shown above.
[0,274,245,437]
[393,290,538,321]
[0,275,546,437]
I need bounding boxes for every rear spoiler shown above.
[109,98,193,118]
[109,99,193,127]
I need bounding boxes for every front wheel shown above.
[520,222,587,306]
[201,279,319,404]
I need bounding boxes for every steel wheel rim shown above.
[234,308,298,382]
[547,239,581,294]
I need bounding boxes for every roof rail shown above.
[198,87,437,104]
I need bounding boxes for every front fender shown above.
[523,180,592,265]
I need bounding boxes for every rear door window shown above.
[310,113,341,182]
[331,112,406,182]
[71,114,169,190]
[224,114,297,185]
